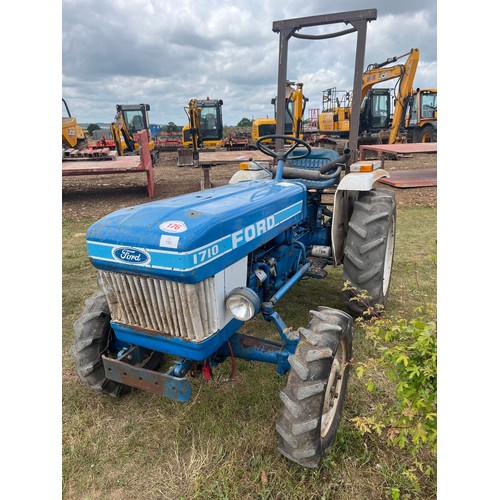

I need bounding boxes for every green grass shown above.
[62,205,437,499]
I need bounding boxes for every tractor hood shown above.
[86,179,306,283]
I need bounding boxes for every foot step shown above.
[305,257,329,279]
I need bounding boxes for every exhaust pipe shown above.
[319,149,351,174]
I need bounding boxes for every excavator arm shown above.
[361,49,418,99]
[186,98,201,160]
[358,49,419,143]
[387,49,419,143]
[286,81,307,138]
[111,108,137,155]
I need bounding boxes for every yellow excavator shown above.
[110,104,159,163]
[251,50,436,149]
[62,98,86,149]
[318,48,425,144]
[251,81,307,144]
[181,98,224,149]
[177,97,224,166]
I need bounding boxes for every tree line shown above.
[86,117,252,136]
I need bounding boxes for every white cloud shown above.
[62,0,437,125]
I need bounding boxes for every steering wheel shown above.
[256,134,311,161]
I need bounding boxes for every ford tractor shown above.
[72,133,395,467]
[72,9,394,468]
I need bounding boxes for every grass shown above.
[62,204,436,499]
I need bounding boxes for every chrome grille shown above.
[99,270,219,341]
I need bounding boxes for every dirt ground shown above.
[62,150,437,221]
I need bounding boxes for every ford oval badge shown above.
[112,247,151,265]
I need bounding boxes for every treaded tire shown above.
[420,125,437,143]
[413,125,437,143]
[276,307,353,468]
[71,289,163,397]
[343,189,396,317]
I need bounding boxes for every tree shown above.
[237,117,252,127]
[87,123,101,135]
[161,122,181,133]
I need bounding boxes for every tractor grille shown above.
[98,270,219,341]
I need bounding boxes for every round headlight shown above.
[225,287,260,321]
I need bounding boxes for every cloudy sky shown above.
[62,0,437,127]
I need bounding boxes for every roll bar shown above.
[272,9,377,163]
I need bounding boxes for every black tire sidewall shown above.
[72,290,131,396]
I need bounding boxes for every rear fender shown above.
[331,169,389,265]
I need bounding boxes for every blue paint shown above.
[111,318,244,362]
[219,333,295,375]
[150,124,161,137]
[268,262,311,305]
[81,147,352,401]
[87,180,306,283]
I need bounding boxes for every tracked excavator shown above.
[180,98,224,149]
[251,81,307,145]
[110,104,160,164]
[177,98,224,166]
[318,48,431,146]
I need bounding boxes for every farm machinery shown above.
[110,104,160,164]
[62,99,118,161]
[318,48,420,145]
[62,98,85,150]
[251,80,308,146]
[72,9,395,468]
[153,131,183,151]
[177,98,224,166]
[222,131,251,151]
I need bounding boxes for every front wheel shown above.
[342,189,396,317]
[276,307,353,468]
[414,125,437,143]
[71,288,163,396]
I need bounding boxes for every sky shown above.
[62,0,437,127]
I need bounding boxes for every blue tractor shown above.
[72,133,395,467]
[72,10,394,467]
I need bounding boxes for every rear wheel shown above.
[343,189,396,317]
[276,307,353,468]
[71,289,163,396]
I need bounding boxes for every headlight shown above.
[225,287,260,321]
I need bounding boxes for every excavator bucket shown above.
[177,148,195,167]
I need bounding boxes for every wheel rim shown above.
[421,132,432,143]
[321,338,347,438]
[382,214,396,296]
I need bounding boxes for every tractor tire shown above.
[276,307,353,468]
[71,289,163,397]
[342,189,396,317]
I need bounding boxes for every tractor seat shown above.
[287,148,341,189]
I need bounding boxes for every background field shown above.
[62,151,437,499]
